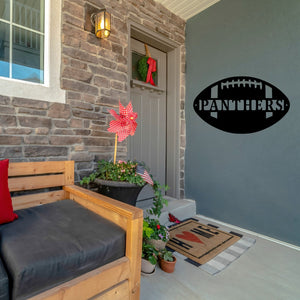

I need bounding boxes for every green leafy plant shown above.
[147,180,168,218]
[80,160,145,186]
[142,242,159,265]
[138,56,157,82]
[143,219,154,239]
[159,248,174,262]
[143,217,169,242]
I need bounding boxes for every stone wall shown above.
[0,0,186,197]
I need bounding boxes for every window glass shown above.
[0,21,10,77]
[12,26,44,82]
[13,0,43,32]
[0,0,44,83]
[0,0,10,21]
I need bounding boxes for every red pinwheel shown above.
[108,101,138,142]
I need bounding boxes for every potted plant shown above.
[158,248,177,273]
[80,160,146,206]
[79,101,159,206]
[142,181,169,249]
[143,217,169,250]
[141,242,159,275]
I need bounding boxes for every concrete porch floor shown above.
[140,199,300,300]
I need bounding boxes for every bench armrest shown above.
[63,185,143,222]
[63,184,143,297]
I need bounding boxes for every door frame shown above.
[128,20,181,198]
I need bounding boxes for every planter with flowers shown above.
[80,101,167,207]
[81,159,147,206]
[143,217,169,250]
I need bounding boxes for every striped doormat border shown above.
[167,220,256,275]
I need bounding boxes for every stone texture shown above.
[5,128,32,135]
[24,146,68,157]
[18,108,47,116]
[48,103,71,119]
[0,147,23,158]
[18,116,51,128]
[0,115,17,127]
[12,98,48,110]
[0,106,15,114]
[0,96,10,105]
[50,136,81,145]
[53,120,69,128]
[35,128,50,135]
[24,136,49,145]
[62,66,93,83]
[0,136,23,145]
[0,0,186,194]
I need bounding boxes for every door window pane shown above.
[13,0,43,32]
[0,21,10,77]
[0,0,10,21]
[12,26,44,83]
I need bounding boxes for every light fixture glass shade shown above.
[94,10,111,39]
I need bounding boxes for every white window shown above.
[0,0,65,103]
[0,0,45,83]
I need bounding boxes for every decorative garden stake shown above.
[107,101,138,164]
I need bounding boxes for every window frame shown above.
[0,0,66,103]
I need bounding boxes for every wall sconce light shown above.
[91,9,111,39]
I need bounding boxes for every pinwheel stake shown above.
[107,101,138,164]
[113,133,118,164]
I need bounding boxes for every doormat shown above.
[167,218,241,265]
[167,218,256,275]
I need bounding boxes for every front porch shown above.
[137,196,300,299]
[140,210,300,300]
[0,0,300,299]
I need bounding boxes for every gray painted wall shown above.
[185,0,300,246]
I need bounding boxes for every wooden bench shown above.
[7,160,143,300]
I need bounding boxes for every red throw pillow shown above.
[0,159,18,224]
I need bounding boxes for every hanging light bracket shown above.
[84,3,111,39]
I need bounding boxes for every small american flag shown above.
[136,165,153,186]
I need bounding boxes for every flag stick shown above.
[113,134,118,164]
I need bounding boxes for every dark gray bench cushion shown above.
[0,200,126,300]
[0,257,9,300]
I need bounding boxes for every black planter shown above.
[94,179,145,206]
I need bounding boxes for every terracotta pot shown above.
[94,178,144,206]
[159,256,177,273]
[141,258,156,275]
[147,239,167,251]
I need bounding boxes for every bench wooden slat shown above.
[12,190,66,210]
[8,161,67,176]
[28,257,130,300]
[91,280,129,300]
[9,174,65,192]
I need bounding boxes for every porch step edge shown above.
[140,197,196,226]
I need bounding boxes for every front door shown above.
[129,38,167,203]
